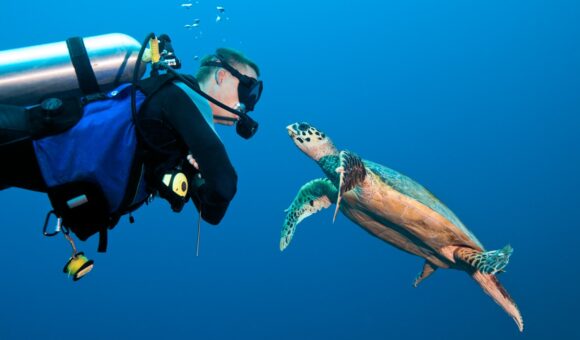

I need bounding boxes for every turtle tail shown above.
[454,245,513,275]
[471,271,524,332]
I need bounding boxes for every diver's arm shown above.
[159,84,238,224]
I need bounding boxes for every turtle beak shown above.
[286,124,298,138]
[287,122,312,137]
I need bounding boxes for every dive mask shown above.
[202,57,263,112]
[202,56,262,139]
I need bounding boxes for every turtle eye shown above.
[297,123,310,131]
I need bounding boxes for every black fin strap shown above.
[66,37,101,95]
[97,228,108,253]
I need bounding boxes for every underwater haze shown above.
[1,0,579,339]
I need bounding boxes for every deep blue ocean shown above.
[1,0,579,339]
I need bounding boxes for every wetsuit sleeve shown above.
[157,83,237,225]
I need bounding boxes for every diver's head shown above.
[287,122,338,161]
[196,48,262,127]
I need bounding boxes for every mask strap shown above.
[203,60,256,86]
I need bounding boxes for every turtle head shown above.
[287,122,338,160]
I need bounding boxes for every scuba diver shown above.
[0,33,263,280]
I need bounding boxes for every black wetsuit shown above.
[137,81,237,224]
[0,81,237,225]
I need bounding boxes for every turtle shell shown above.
[337,160,485,268]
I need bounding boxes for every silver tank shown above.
[0,33,146,106]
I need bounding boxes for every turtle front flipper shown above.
[334,150,367,222]
[280,178,338,251]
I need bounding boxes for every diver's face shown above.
[213,64,258,126]
[287,122,335,160]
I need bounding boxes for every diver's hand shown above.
[187,154,205,195]
[187,154,199,170]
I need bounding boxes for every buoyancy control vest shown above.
[33,73,194,252]
[1,33,200,252]
[33,84,150,251]
[0,34,145,251]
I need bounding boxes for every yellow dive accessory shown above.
[158,164,192,212]
[43,211,94,281]
[163,172,188,197]
[149,37,161,63]
[63,252,94,281]
[140,37,160,64]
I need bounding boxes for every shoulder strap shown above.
[116,73,200,214]
[136,73,179,97]
[114,150,147,220]
[131,73,191,156]
[110,75,188,222]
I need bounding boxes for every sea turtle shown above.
[280,122,524,332]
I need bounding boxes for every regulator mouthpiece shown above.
[236,115,259,139]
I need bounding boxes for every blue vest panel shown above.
[33,84,147,213]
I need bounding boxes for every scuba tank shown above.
[0,33,145,106]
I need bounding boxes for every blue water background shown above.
[0,1,579,339]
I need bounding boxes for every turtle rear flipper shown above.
[454,245,513,275]
[280,178,338,251]
[413,261,437,288]
[449,245,523,331]
[334,150,367,222]
[472,271,524,332]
